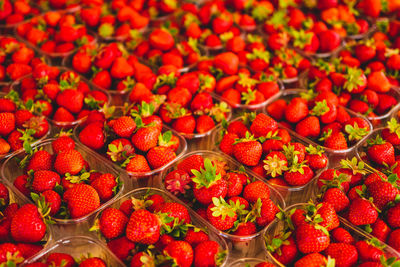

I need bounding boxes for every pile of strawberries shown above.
[0,36,48,84]
[0,182,48,266]
[94,189,227,266]
[67,42,137,93]
[162,153,281,237]
[265,202,400,266]
[315,157,400,253]
[11,64,109,127]
[128,69,231,137]
[0,91,50,157]
[15,11,96,56]
[10,135,122,220]
[0,0,40,27]
[265,90,372,151]
[25,253,109,267]
[77,103,182,174]
[357,119,400,172]
[217,112,328,187]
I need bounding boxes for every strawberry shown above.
[32,170,60,193]
[149,29,174,51]
[294,253,329,267]
[243,181,270,203]
[11,204,46,243]
[367,135,395,166]
[107,237,135,262]
[52,135,75,153]
[125,154,151,173]
[196,115,215,134]
[214,52,239,75]
[26,150,53,172]
[177,155,204,173]
[56,89,84,114]
[324,131,348,150]
[193,241,224,267]
[63,184,100,219]
[0,243,22,265]
[41,190,61,216]
[331,227,354,244]
[54,149,85,175]
[79,257,106,267]
[0,113,15,136]
[99,208,128,240]
[163,241,193,267]
[295,223,330,253]
[348,198,378,226]
[46,253,75,267]
[206,198,237,231]
[296,116,321,138]
[284,165,314,186]
[325,243,358,267]
[131,125,161,152]
[79,123,105,150]
[126,209,160,244]
[191,158,228,205]
[249,113,278,138]
[159,202,191,226]
[356,240,384,262]
[284,98,308,123]
[172,115,196,134]
[219,132,238,156]
[232,133,262,166]
[112,116,136,138]
[91,173,118,202]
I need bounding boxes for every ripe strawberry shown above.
[367,135,395,166]
[388,229,400,252]
[348,198,378,226]
[324,132,348,150]
[107,237,135,262]
[32,170,60,193]
[56,89,84,114]
[317,202,339,231]
[368,179,399,210]
[11,204,46,243]
[284,165,314,186]
[159,202,191,227]
[322,188,350,212]
[126,209,160,244]
[256,198,279,227]
[206,198,237,231]
[26,150,53,172]
[53,107,75,123]
[233,134,262,166]
[163,241,193,267]
[111,116,136,138]
[79,257,106,267]
[331,227,354,244]
[0,112,15,136]
[196,115,215,134]
[249,113,278,138]
[193,241,223,267]
[54,149,85,175]
[356,240,384,262]
[41,190,61,216]
[325,243,358,267]
[52,135,75,153]
[296,116,320,138]
[177,155,204,173]
[16,243,43,259]
[285,98,308,123]
[295,223,330,253]
[131,125,160,152]
[149,29,174,51]
[172,115,196,134]
[46,253,75,267]
[294,253,328,267]
[243,181,270,203]
[91,173,117,202]
[63,184,100,218]
[214,52,239,75]
[0,243,22,264]
[99,208,128,240]
[79,123,105,150]
[125,154,151,173]
[219,132,238,156]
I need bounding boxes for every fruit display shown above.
[213,112,328,204]
[0,0,40,29]
[314,157,400,252]
[92,187,228,266]
[0,0,400,265]
[23,236,124,266]
[15,10,96,58]
[0,36,49,85]
[264,202,400,266]
[0,91,50,158]
[0,181,50,266]
[1,135,125,225]
[159,151,284,257]
[9,64,110,128]
[75,103,186,184]
[128,72,232,138]
[357,120,400,171]
[265,89,372,153]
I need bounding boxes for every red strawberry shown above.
[163,241,193,267]
[0,113,15,136]
[249,113,278,138]
[26,150,53,172]
[232,134,262,166]
[99,208,128,240]
[63,184,100,219]
[107,237,135,262]
[243,181,270,203]
[193,241,223,267]
[79,123,105,150]
[325,243,358,267]
[367,135,395,166]
[296,116,321,138]
[348,198,378,226]
[295,223,330,253]
[52,135,75,153]
[56,89,84,114]
[32,170,60,193]
[91,173,117,202]
[206,198,237,231]
[11,204,46,243]
[126,209,160,244]
[294,253,328,267]
[46,253,75,267]
[125,154,151,173]
[54,149,84,175]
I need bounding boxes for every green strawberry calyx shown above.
[311,100,330,116]
[153,73,177,91]
[98,23,114,38]
[343,67,366,93]
[289,29,313,50]
[282,144,300,164]
[305,144,325,156]
[238,73,259,90]
[164,103,189,119]
[367,134,386,146]
[319,172,351,193]
[233,131,258,145]
[263,153,288,177]
[158,131,177,147]
[340,157,369,175]
[246,48,270,63]
[251,4,272,22]
[265,231,292,254]
[387,118,400,138]
[131,102,156,118]
[241,88,257,105]
[379,255,400,266]
[107,142,134,162]
[210,197,238,220]
[30,192,55,225]
[191,158,221,189]
[208,102,229,123]
[345,122,369,141]
[164,171,191,195]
